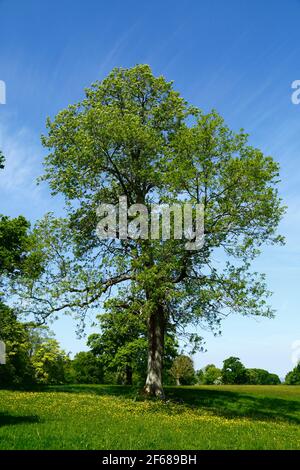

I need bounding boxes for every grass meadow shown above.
[0,384,300,450]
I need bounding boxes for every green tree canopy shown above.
[195,369,204,384]
[202,364,222,385]
[0,302,35,387]
[222,356,248,384]
[285,363,300,385]
[71,351,104,384]
[31,338,70,385]
[88,296,178,385]
[169,355,195,385]
[246,368,280,385]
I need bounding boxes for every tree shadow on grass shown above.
[0,412,40,427]
[165,387,300,425]
[36,384,300,425]
[46,384,134,398]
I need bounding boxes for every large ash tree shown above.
[16,65,284,397]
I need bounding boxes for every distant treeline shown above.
[195,358,282,386]
[1,305,299,388]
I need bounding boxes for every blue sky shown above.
[0,0,300,377]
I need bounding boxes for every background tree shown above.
[0,303,35,387]
[0,152,45,387]
[88,296,178,385]
[246,368,280,385]
[15,65,285,397]
[195,368,204,384]
[222,357,248,384]
[0,298,70,387]
[71,351,104,384]
[268,373,281,385]
[202,364,222,385]
[285,363,300,385]
[88,301,147,386]
[169,355,195,385]
[31,338,70,385]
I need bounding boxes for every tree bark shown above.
[144,306,165,398]
[176,377,180,386]
[125,366,133,385]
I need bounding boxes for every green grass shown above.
[0,384,300,449]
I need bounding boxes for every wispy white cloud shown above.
[0,119,62,220]
[0,121,42,192]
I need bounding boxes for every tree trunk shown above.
[125,366,133,385]
[176,377,181,386]
[144,307,165,398]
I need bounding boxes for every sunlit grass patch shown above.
[0,385,300,449]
